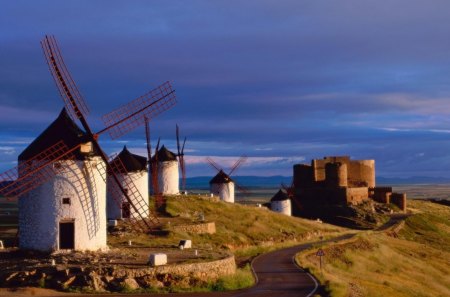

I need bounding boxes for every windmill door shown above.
[122,202,131,218]
[59,221,75,249]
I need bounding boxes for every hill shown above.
[296,199,450,297]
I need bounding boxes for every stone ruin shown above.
[293,156,406,212]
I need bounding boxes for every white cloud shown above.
[185,155,305,167]
[0,146,15,155]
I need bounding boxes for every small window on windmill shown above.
[62,197,71,205]
[80,142,93,154]
[53,162,62,170]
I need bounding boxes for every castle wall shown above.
[344,187,369,205]
[371,187,392,203]
[293,164,313,188]
[210,182,234,203]
[107,170,149,219]
[19,157,107,252]
[347,160,375,188]
[325,162,348,188]
[391,193,407,211]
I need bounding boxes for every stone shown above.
[136,275,164,289]
[61,275,77,287]
[179,239,192,249]
[148,253,167,266]
[121,278,140,290]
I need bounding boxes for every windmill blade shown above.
[181,137,187,154]
[176,124,181,156]
[179,154,186,192]
[206,157,222,172]
[41,35,90,120]
[155,137,161,154]
[228,155,248,176]
[0,141,78,199]
[144,117,152,170]
[100,81,177,139]
[235,181,250,196]
[96,153,159,232]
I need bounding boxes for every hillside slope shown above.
[296,200,450,297]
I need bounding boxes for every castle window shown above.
[62,198,71,205]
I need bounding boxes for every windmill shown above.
[270,180,294,216]
[0,36,176,250]
[107,146,149,220]
[176,124,187,193]
[206,156,249,203]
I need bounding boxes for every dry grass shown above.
[296,200,450,297]
[108,195,346,262]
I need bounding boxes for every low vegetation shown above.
[109,195,345,260]
[296,199,450,297]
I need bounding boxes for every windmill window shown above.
[54,162,62,169]
[62,198,71,205]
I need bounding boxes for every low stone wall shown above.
[172,222,216,234]
[110,254,235,279]
[391,193,407,211]
[0,254,236,292]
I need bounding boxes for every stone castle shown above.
[293,156,406,211]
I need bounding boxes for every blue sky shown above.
[2,1,450,178]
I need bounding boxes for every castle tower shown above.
[325,162,348,188]
[270,189,292,216]
[18,109,107,252]
[209,170,235,203]
[107,146,148,219]
[153,145,179,195]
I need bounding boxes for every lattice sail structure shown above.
[101,81,176,139]
[96,153,159,232]
[0,141,78,199]
[41,36,90,120]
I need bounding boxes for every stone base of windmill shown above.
[0,245,234,292]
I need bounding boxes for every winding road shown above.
[98,234,355,297]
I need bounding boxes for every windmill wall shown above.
[211,182,235,203]
[156,160,179,195]
[271,200,292,216]
[19,157,107,252]
[107,170,149,219]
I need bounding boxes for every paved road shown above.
[93,234,354,297]
[2,235,354,297]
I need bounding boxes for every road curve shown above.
[95,234,354,297]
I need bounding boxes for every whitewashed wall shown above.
[271,199,292,216]
[19,157,107,252]
[210,182,235,203]
[157,160,179,195]
[107,170,149,219]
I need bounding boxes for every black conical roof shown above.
[153,145,177,162]
[18,108,96,161]
[209,170,233,184]
[111,146,147,173]
[270,189,289,202]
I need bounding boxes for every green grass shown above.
[296,200,450,297]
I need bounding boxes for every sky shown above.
[2,0,450,178]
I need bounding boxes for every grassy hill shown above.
[296,199,450,297]
[109,195,346,262]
